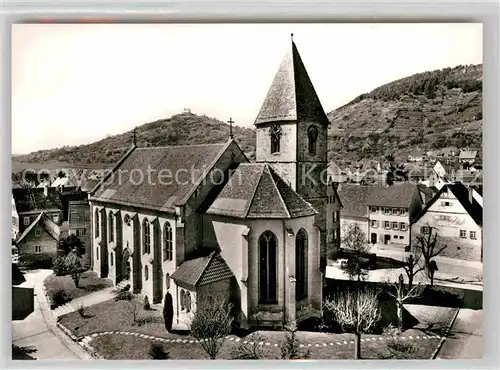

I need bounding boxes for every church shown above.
[88,37,329,330]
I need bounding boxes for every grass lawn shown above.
[89,328,440,360]
[59,298,187,340]
[44,270,112,305]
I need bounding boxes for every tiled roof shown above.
[171,252,233,288]
[81,179,101,193]
[366,183,418,208]
[12,187,63,213]
[336,184,373,218]
[15,212,60,244]
[412,182,482,227]
[207,163,317,219]
[254,41,329,126]
[91,141,232,212]
[418,184,438,204]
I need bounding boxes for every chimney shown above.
[468,186,474,205]
[43,184,48,197]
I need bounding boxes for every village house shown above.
[88,38,327,330]
[407,150,424,162]
[366,183,423,250]
[337,183,423,251]
[15,212,61,266]
[326,179,343,259]
[68,199,92,266]
[12,186,64,235]
[410,182,483,263]
[458,149,478,166]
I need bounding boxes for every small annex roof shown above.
[207,163,317,219]
[170,252,234,288]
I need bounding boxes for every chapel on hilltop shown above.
[89,37,330,330]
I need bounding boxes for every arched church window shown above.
[269,124,282,154]
[295,229,308,300]
[185,291,191,313]
[259,231,277,304]
[145,265,149,281]
[308,125,318,155]
[143,218,151,254]
[163,222,173,261]
[109,211,114,242]
[180,289,185,310]
[110,252,114,266]
[95,209,100,238]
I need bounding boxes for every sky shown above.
[11,23,482,155]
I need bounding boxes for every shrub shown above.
[149,343,170,359]
[114,289,133,301]
[136,315,162,327]
[53,257,68,276]
[280,321,310,360]
[51,289,71,308]
[143,295,151,310]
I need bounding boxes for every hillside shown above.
[327,64,482,163]
[14,63,482,168]
[14,113,257,165]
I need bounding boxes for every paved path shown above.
[437,309,483,359]
[12,270,92,360]
[52,286,116,320]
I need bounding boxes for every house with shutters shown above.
[337,183,423,252]
[88,37,328,330]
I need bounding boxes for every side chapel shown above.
[89,36,330,330]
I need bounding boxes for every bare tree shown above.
[340,223,371,282]
[403,254,425,290]
[324,287,381,359]
[387,274,423,329]
[190,293,233,360]
[124,295,141,325]
[413,225,447,287]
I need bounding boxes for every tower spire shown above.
[228,117,234,139]
[291,33,294,42]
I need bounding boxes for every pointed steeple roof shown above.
[254,38,329,126]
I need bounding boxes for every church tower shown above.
[254,36,329,269]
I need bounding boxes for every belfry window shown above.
[269,124,282,154]
[308,125,318,155]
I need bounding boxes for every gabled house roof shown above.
[337,184,374,218]
[171,252,234,288]
[254,40,329,126]
[207,163,317,219]
[411,182,482,227]
[366,183,418,209]
[90,139,244,213]
[15,212,60,245]
[12,187,63,214]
